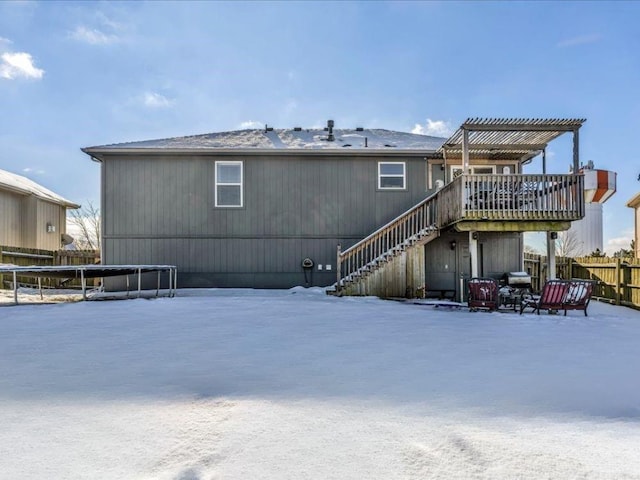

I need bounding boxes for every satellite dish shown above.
[61,233,74,245]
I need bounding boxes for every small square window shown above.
[378,162,406,189]
[215,161,243,207]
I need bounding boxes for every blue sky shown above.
[1,0,638,253]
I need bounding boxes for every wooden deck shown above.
[334,173,585,295]
[438,174,584,231]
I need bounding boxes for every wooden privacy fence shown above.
[0,246,100,289]
[524,253,640,309]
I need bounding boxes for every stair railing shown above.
[336,192,439,291]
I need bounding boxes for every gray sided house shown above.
[0,169,79,251]
[83,118,587,298]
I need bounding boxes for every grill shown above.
[499,271,532,310]
[502,271,532,289]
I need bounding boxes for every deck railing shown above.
[336,193,439,291]
[438,174,584,225]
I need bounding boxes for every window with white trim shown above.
[215,161,243,207]
[378,162,406,189]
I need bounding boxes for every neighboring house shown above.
[628,192,640,258]
[83,118,587,297]
[0,169,79,251]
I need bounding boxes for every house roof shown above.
[439,118,586,162]
[82,128,447,159]
[627,191,640,208]
[0,169,80,209]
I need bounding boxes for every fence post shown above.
[615,257,621,306]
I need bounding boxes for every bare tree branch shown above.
[555,230,583,258]
[67,201,101,251]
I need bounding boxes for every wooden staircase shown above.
[330,173,585,298]
[331,193,440,297]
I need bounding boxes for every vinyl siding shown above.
[102,153,429,287]
[0,191,67,250]
[0,190,22,247]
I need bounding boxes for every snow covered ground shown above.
[1,287,639,479]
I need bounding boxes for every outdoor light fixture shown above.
[450,240,457,250]
[550,232,558,239]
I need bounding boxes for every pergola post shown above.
[462,128,470,175]
[573,127,580,174]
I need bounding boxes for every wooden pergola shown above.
[439,118,587,282]
[439,117,586,180]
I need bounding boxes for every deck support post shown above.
[469,231,479,278]
[546,232,557,280]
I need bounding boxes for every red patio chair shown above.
[467,277,499,312]
[519,279,568,315]
[562,280,594,316]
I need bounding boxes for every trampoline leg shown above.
[13,271,18,305]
